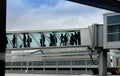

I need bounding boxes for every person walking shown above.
[60,33,64,46]
[12,34,16,48]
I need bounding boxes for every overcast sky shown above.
[6,0,112,31]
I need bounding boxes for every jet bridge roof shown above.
[68,0,120,12]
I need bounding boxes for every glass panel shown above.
[30,33,40,48]
[93,60,99,65]
[6,34,17,48]
[12,62,21,66]
[44,32,54,47]
[6,30,81,49]
[87,60,99,65]
[45,61,56,66]
[39,33,46,47]
[87,60,93,65]
[107,15,120,24]
[32,61,36,66]
[72,60,86,65]
[107,33,120,42]
[107,25,120,33]
[6,62,11,66]
[37,61,43,66]
[28,61,32,66]
[21,61,27,66]
[16,62,21,66]
[56,32,65,46]
[106,14,120,42]
[32,61,43,66]
[58,61,70,65]
[17,34,24,48]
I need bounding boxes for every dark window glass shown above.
[107,15,120,42]
[87,60,98,65]
[107,25,120,33]
[21,61,27,66]
[107,15,120,24]
[37,61,43,66]
[28,61,32,66]
[58,61,70,65]
[5,62,11,66]
[107,34,120,42]
[45,61,56,65]
[72,60,86,65]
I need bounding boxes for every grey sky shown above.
[6,0,112,31]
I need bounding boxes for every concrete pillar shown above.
[56,68,58,74]
[70,68,72,74]
[98,50,107,76]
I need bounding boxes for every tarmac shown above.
[5,73,120,76]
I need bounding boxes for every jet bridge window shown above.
[107,15,120,42]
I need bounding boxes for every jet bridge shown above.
[6,28,92,50]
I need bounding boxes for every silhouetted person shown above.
[23,33,27,47]
[74,32,77,45]
[27,35,32,47]
[64,34,68,46]
[49,33,54,46]
[70,34,74,45]
[60,34,64,46]
[40,34,46,47]
[6,36,8,45]
[77,32,81,45]
[42,34,45,46]
[6,38,8,48]
[12,34,16,48]
[52,33,57,46]
[40,38,42,46]
[54,36,57,46]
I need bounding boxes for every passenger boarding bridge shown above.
[6,28,90,50]
[6,28,92,57]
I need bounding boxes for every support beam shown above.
[68,0,120,12]
[0,0,6,76]
[98,49,107,76]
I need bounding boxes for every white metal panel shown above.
[80,28,92,46]
[90,24,103,48]
[103,13,107,49]
[98,25,103,47]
